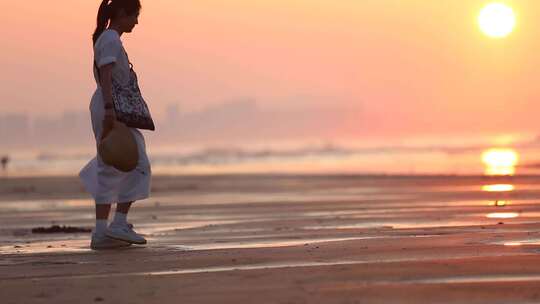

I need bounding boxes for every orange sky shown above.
[2,0,540,137]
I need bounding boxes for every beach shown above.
[3,174,540,303]
[2,0,538,302]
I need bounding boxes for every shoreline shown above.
[2,173,540,203]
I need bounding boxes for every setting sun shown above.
[478,3,516,38]
[482,149,519,176]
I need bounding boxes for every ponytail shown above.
[92,0,142,45]
[92,0,111,45]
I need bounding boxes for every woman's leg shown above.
[94,204,111,236]
[91,204,131,250]
[116,201,133,214]
[96,204,112,219]
[111,201,134,227]
[107,201,147,244]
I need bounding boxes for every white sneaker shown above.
[106,224,147,245]
[90,233,131,250]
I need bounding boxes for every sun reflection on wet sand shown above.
[482,182,514,207]
[482,148,519,176]
[482,184,515,192]
[490,200,508,207]
[491,238,540,247]
[0,240,91,255]
[486,212,520,219]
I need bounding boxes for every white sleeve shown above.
[96,39,123,68]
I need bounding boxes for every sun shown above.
[481,148,519,176]
[478,3,516,38]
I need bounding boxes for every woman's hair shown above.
[92,0,142,45]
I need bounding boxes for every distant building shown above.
[166,103,181,127]
[0,114,30,145]
[32,115,62,142]
[31,111,91,145]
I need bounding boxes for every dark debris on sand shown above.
[31,225,92,234]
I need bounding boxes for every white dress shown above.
[79,29,151,205]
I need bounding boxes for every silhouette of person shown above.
[1,155,9,171]
[80,0,151,251]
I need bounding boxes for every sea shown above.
[3,134,540,177]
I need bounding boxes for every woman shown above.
[79,0,151,250]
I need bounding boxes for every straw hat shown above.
[98,121,139,172]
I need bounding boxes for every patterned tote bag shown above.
[95,53,155,131]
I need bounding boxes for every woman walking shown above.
[80,0,151,250]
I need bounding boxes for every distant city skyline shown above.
[3,95,540,153]
[0,99,363,150]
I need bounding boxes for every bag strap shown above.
[94,50,134,81]
[123,50,134,70]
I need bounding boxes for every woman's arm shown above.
[99,63,117,140]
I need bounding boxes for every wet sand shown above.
[3,174,540,303]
